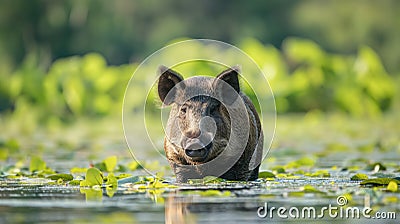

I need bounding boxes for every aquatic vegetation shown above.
[0,113,399,222]
[360,178,400,187]
[350,173,369,181]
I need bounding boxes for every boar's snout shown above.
[179,115,216,162]
[181,128,214,161]
[182,138,212,160]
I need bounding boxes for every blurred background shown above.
[0,0,399,159]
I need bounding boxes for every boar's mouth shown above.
[184,142,212,162]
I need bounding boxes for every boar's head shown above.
[157,65,244,165]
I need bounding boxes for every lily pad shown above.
[303,185,325,194]
[47,173,73,181]
[115,173,132,180]
[285,157,316,169]
[258,171,276,178]
[306,170,330,177]
[68,180,81,185]
[360,178,400,186]
[350,173,369,181]
[202,176,225,183]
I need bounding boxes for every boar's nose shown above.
[181,116,216,160]
[183,138,212,159]
[185,129,201,139]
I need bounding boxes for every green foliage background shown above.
[0,38,397,125]
[0,0,399,132]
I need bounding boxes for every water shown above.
[1,114,399,223]
[1,170,398,223]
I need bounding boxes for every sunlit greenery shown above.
[0,38,397,135]
[0,53,133,124]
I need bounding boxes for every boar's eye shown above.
[209,102,220,114]
[179,105,187,116]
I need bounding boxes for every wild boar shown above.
[158,65,263,182]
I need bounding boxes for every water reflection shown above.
[164,192,266,223]
[165,193,196,224]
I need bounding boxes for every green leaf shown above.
[68,180,81,186]
[104,156,117,172]
[106,173,117,188]
[115,173,132,180]
[258,171,276,178]
[303,185,324,193]
[272,166,286,174]
[360,178,400,186]
[115,164,128,172]
[47,173,73,181]
[387,181,398,192]
[82,167,103,187]
[94,162,107,172]
[80,180,89,187]
[37,168,56,176]
[29,156,46,172]
[285,157,316,169]
[289,185,325,196]
[106,173,118,197]
[202,176,224,183]
[351,173,369,181]
[127,161,140,171]
[306,170,330,177]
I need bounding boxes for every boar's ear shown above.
[158,65,184,105]
[213,66,241,105]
